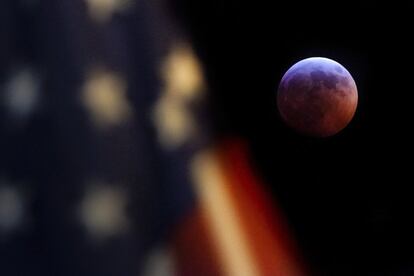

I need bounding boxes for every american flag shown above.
[0,0,305,275]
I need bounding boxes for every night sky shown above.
[1,0,413,275]
[172,0,413,274]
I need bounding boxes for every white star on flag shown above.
[79,182,130,240]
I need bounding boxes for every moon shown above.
[277,57,358,137]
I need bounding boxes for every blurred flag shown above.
[170,140,306,276]
[0,0,305,275]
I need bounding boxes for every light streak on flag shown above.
[171,140,307,276]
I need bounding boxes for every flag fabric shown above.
[0,0,304,275]
[173,140,306,276]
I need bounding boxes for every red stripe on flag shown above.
[171,207,223,276]
[217,139,307,276]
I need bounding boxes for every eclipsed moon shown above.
[277,57,358,137]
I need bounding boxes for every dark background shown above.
[1,0,412,275]
[171,1,413,275]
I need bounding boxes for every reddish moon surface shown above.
[277,57,358,137]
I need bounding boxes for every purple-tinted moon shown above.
[277,57,358,137]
